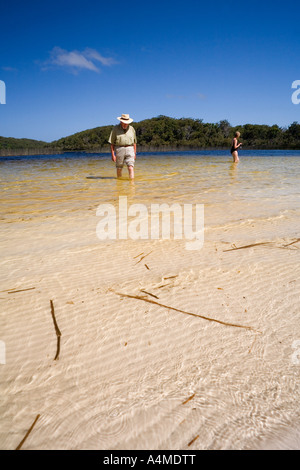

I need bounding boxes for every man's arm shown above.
[110,144,116,162]
[108,127,116,161]
[133,127,137,159]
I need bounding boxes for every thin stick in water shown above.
[182,393,195,405]
[282,238,300,247]
[113,291,259,332]
[15,414,40,450]
[140,290,159,299]
[188,434,199,447]
[135,251,153,264]
[50,300,62,360]
[7,287,36,294]
[223,242,270,252]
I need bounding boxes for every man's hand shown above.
[110,144,116,162]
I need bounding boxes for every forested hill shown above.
[1,116,300,155]
[51,117,300,150]
[0,136,52,151]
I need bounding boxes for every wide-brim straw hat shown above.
[117,113,133,124]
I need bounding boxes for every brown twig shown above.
[7,287,36,294]
[224,239,300,252]
[223,242,271,252]
[113,291,259,332]
[182,393,195,405]
[282,238,300,247]
[140,290,159,299]
[50,300,61,360]
[135,251,153,264]
[188,434,199,447]
[15,414,40,450]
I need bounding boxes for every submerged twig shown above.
[135,251,153,265]
[223,242,271,252]
[224,238,300,252]
[140,290,159,299]
[282,238,300,247]
[113,291,259,332]
[15,414,40,450]
[7,287,36,294]
[188,435,199,447]
[50,300,62,360]
[182,393,195,405]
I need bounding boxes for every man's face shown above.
[121,122,129,130]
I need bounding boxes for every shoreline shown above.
[1,146,300,158]
[1,154,299,450]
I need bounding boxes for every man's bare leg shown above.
[117,168,122,178]
[128,166,134,180]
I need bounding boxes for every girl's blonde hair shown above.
[235,131,240,138]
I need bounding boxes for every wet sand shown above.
[0,153,299,449]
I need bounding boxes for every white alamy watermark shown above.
[0,80,6,104]
[96,196,204,250]
[291,340,300,365]
[291,80,300,105]
[0,340,6,364]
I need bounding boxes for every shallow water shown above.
[1,151,300,450]
[1,151,299,224]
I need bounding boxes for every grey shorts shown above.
[115,146,135,168]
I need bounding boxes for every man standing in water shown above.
[108,114,137,179]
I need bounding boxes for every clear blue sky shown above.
[0,0,299,142]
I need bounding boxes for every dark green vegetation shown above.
[1,116,300,155]
[0,136,52,151]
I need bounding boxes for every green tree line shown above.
[0,136,52,150]
[1,116,300,153]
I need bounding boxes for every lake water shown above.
[1,150,300,449]
[1,150,299,244]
